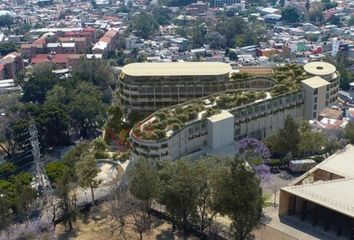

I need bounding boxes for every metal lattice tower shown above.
[29,122,52,197]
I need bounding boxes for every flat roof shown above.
[122,62,232,77]
[207,110,234,123]
[301,76,330,88]
[282,178,354,218]
[304,61,336,76]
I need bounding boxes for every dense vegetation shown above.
[133,91,266,140]
[126,156,263,239]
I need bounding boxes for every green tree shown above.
[327,15,341,26]
[193,159,222,237]
[0,15,13,29]
[21,63,59,103]
[348,16,354,26]
[62,141,91,167]
[345,121,354,144]
[190,23,207,48]
[298,122,327,156]
[281,7,302,23]
[68,82,107,137]
[129,11,158,39]
[105,106,124,143]
[72,58,114,93]
[0,161,16,177]
[265,115,300,157]
[55,166,77,230]
[151,6,172,25]
[45,161,66,184]
[0,43,17,56]
[217,16,248,47]
[204,31,226,49]
[212,156,262,240]
[322,0,337,10]
[158,160,199,232]
[128,158,160,212]
[35,103,70,146]
[308,2,324,24]
[0,172,36,222]
[76,154,101,203]
[46,81,107,138]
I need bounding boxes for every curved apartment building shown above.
[127,62,339,161]
[118,62,274,113]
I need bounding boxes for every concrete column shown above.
[301,200,308,221]
[288,195,296,215]
[337,216,343,237]
[312,205,319,227]
[324,209,332,231]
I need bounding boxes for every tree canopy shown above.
[0,15,14,29]
[281,7,302,23]
[21,63,59,104]
[212,156,262,240]
[129,11,158,39]
[0,43,18,56]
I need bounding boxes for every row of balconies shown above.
[119,78,275,97]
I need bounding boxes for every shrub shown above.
[171,123,181,131]
[155,130,166,139]
[95,151,110,159]
[177,113,189,122]
[112,152,119,161]
[187,110,198,121]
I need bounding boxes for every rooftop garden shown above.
[132,91,267,140]
[229,72,251,81]
[271,64,308,97]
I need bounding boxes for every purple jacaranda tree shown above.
[0,218,56,240]
[255,164,271,183]
[238,138,271,161]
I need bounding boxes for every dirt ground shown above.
[55,204,198,240]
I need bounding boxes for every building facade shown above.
[279,144,354,240]
[126,62,338,161]
[118,62,277,114]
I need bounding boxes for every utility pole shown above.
[29,122,52,198]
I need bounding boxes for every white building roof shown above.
[92,41,108,50]
[316,144,354,178]
[301,76,330,89]
[282,178,354,218]
[122,62,232,77]
[304,61,336,76]
[62,43,76,48]
[207,110,234,123]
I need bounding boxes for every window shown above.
[313,112,317,119]
[314,89,318,95]
[314,97,318,103]
[313,104,317,110]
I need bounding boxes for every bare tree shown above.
[107,184,152,240]
[107,186,132,240]
[131,206,152,240]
